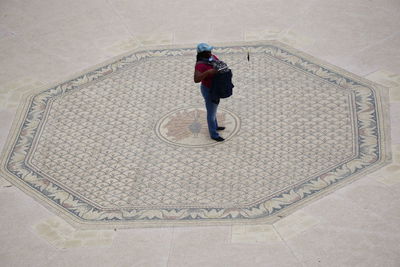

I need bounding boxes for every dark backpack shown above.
[211,70,234,104]
[196,58,234,104]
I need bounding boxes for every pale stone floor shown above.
[1,0,400,266]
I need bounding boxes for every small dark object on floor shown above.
[217,127,225,131]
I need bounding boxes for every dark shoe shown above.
[212,136,225,142]
[217,127,225,131]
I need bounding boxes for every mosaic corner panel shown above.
[0,41,391,228]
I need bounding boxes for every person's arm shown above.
[194,68,217,83]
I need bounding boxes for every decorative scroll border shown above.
[0,41,391,228]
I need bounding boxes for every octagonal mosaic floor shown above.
[0,41,391,228]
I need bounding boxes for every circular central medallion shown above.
[155,107,240,147]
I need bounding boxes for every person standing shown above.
[194,43,225,142]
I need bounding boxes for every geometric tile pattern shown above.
[0,41,390,228]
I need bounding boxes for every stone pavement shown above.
[1,0,400,266]
[0,42,391,228]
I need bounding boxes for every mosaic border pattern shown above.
[0,41,391,228]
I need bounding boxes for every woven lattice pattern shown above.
[0,41,390,227]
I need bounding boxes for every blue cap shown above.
[197,43,213,53]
